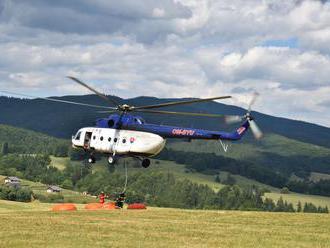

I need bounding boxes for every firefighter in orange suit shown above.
[99,191,105,204]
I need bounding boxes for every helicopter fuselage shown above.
[72,127,166,157]
[71,113,250,163]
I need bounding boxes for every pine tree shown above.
[303,202,318,213]
[263,198,275,211]
[1,142,9,155]
[275,197,285,212]
[297,201,302,212]
[214,174,221,183]
[286,203,295,212]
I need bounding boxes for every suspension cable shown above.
[122,159,128,194]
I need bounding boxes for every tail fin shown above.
[230,121,250,140]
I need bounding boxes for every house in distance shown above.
[4,176,21,189]
[47,185,62,193]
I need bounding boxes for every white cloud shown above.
[0,0,329,127]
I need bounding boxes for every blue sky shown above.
[0,0,330,127]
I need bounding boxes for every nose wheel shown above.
[142,158,150,168]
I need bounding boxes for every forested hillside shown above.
[0,124,69,155]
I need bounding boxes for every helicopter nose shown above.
[72,129,83,148]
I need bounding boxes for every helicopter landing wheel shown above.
[108,156,116,165]
[88,156,96,164]
[141,158,150,168]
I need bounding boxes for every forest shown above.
[158,148,330,197]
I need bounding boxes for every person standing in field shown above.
[99,191,105,204]
[115,192,126,208]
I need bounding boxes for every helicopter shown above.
[1,77,263,168]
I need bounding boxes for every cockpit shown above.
[73,130,82,140]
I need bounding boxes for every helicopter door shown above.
[84,132,92,149]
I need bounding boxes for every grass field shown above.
[50,156,68,171]
[310,172,330,182]
[0,200,329,248]
[265,192,330,209]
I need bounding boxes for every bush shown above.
[16,188,33,202]
[280,187,290,194]
[0,185,32,202]
[47,194,65,203]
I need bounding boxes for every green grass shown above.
[50,156,69,171]
[0,200,329,247]
[265,192,330,209]
[309,172,330,182]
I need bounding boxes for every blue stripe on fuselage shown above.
[123,120,250,141]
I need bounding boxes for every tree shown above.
[1,142,9,155]
[214,174,221,183]
[16,187,33,202]
[61,179,73,190]
[275,197,285,212]
[280,187,290,194]
[68,147,86,161]
[0,185,32,202]
[263,198,275,211]
[223,173,236,186]
[297,201,302,212]
[53,144,69,157]
[303,202,318,213]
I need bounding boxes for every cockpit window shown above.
[134,118,144,124]
[75,131,81,140]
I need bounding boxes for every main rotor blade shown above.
[248,92,259,112]
[67,76,119,106]
[133,96,231,110]
[0,90,116,110]
[133,109,226,118]
[97,110,119,114]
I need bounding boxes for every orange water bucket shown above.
[84,203,104,210]
[52,203,77,211]
[127,203,147,210]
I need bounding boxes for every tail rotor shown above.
[225,92,263,140]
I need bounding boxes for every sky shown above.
[0,0,330,127]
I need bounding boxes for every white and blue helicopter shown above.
[2,77,263,168]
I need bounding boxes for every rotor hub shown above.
[118,104,133,111]
[245,112,254,121]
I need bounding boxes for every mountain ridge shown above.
[0,94,329,148]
